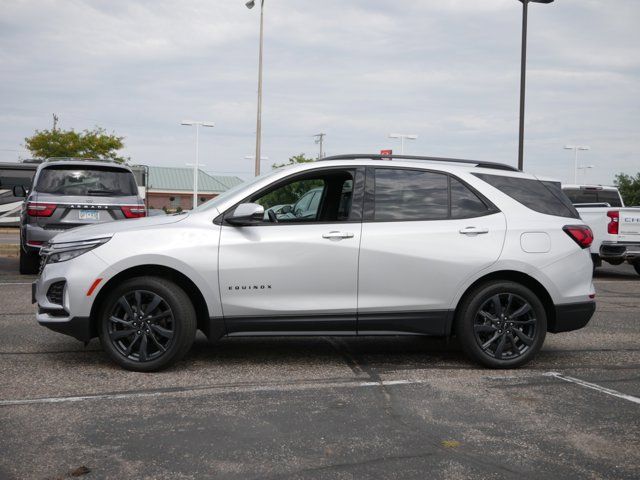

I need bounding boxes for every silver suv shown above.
[15,158,145,274]
[33,154,596,371]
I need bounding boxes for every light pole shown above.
[388,133,418,155]
[314,133,326,159]
[246,0,265,177]
[516,0,554,171]
[181,120,214,209]
[564,145,590,183]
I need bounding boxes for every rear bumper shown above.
[550,301,596,333]
[600,242,640,263]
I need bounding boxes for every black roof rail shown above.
[44,157,119,164]
[319,154,520,172]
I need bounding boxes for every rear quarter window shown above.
[473,173,580,219]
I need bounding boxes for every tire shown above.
[633,262,640,276]
[98,276,196,372]
[19,247,40,275]
[455,280,547,369]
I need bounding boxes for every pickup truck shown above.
[562,184,640,276]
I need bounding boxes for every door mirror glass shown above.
[227,203,265,226]
[13,185,27,198]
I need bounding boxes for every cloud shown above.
[0,0,638,184]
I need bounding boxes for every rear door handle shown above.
[459,226,489,235]
[322,231,354,239]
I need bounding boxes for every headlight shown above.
[42,237,111,265]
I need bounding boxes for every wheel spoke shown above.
[118,296,135,321]
[109,316,132,327]
[507,332,518,353]
[512,318,536,325]
[139,334,148,361]
[478,310,497,322]
[512,328,534,346]
[494,334,507,359]
[145,294,163,315]
[151,324,173,339]
[146,311,172,323]
[481,332,501,350]
[490,295,502,315]
[504,294,513,316]
[147,330,167,352]
[510,303,531,319]
[474,324,497,333]
[110,329,136,340]
[134,290,142,314]
[123,333,141,356]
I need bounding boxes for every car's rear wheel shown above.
[19,247,40,275]
[456,281,547,369]
[98,276,196,372]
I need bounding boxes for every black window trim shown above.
[216,166,366,226]
[363,166,499,223]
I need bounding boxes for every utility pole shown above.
[52,113,59,131]
[246,0,266,176]
[314,133,326,159]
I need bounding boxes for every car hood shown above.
[50,213,189,244]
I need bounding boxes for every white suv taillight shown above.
[121,205,146,218]
[563,225,594,249]
[606,210,619,235]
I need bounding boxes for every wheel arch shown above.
[452,270,556,334]
[89,264,215,340]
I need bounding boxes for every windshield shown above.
[36,166,138,196]
[194,169,280,212]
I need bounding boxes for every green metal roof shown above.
[147,166,243,194]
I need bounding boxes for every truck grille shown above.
[46,281,66,305]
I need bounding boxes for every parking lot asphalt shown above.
[0,257,638,480]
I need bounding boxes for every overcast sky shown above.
[1,0,638,183]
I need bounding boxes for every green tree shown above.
[272,153,315,169]
[614,172,640,206]
[24,127,128,163]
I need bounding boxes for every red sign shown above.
[380,149,392,155]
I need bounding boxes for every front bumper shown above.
[34,250,108,341]
[600,242,640,263]
[549,301,596,333]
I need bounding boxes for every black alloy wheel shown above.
[99,276,196,371]
[456,280,547,368]
[107,290,175,362]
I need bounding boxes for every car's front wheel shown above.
[456,280,547,369]
[98,276,196,372]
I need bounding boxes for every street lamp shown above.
[181,120,214,209]
[388,133,418,155]
[564,145,590,183]
[516,0,554,171]
[246,0,265,177]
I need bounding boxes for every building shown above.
[146,166,244,211]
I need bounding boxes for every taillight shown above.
[606,210,619,235]
[27,202,57,217]
[563,225,593,249]
[121,205,146,218]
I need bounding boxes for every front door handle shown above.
[322,231,354,239]
[459,226,489,235]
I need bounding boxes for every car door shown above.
[218,167,364,335]
[357,167,506,335]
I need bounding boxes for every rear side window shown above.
[474,173,579,219]
[35,166,138,196]
[562,188,622,207]
[450,177,490,218]
[374,169,448,221]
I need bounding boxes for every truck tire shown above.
[19,247,40,275]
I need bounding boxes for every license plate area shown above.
[79,210,100,221]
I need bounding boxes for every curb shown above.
[0,228,19,234]
[0,244,19,257]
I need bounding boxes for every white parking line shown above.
[544,372,640,405]
[0,378,425,407]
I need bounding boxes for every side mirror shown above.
[13,185,27,198]
[227,203,264,226]
[280,205,293,214]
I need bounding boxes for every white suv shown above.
[33,155,596,371]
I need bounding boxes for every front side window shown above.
[374,169,448,221]
[35,166,138,196]
[250,170,355,223]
